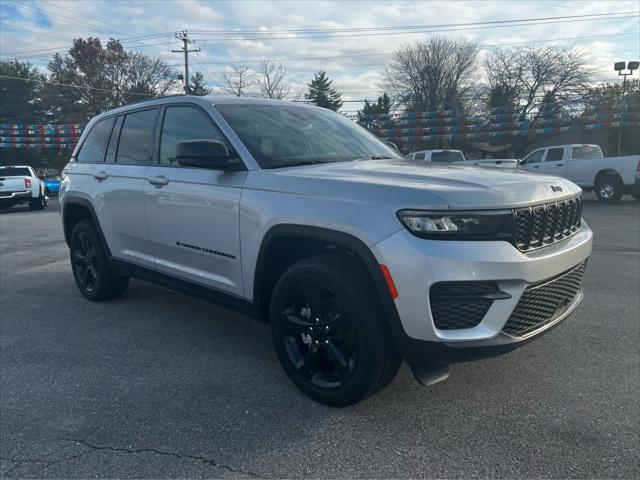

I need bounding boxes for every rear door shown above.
[143,104,247,296]
[92,108,158,267]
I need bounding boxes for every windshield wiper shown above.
[266,160,332,169]
[355,155,395,161]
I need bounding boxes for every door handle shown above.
[556,163,564,166]
[93,171,108,180]
[533,165,540,169]
[147,175,170,186]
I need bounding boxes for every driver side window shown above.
[522,149,544,165]
[159,106,230,166]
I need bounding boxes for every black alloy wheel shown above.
[280,280,358,389]
[73,231,99,294]
[69,220,129,301]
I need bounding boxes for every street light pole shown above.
[614,61,639,156]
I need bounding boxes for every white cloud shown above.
[1,0,638,110]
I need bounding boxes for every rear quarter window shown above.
[77,117,115,163]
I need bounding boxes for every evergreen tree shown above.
[189,72,211,96]
[358,93,391,117]
[305,71,342,111]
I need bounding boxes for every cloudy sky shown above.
[1,0,639,112]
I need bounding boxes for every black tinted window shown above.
[160,106,228,166]
[77,117,114,163]
[414,152,426,160]
[431,151,464,163]
[546,148,564,162]
[116,109,157,165]
[0,167,31,176]
[104,116,123,164]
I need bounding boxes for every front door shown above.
[540,146,567,177]
[144,105,246,297]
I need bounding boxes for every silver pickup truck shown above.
[60,96,592,405]
[520,144,640,202]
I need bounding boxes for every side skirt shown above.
[109,258,259,319]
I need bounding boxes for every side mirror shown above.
[385,140,399,152]
[176,140,231,170]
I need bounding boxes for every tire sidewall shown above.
[269,257,387,406]
[70,220,109,300]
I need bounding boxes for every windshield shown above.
[0,167,31,177]
[215,103,399,169]
[572,145,603,160]
[431,151,465,163]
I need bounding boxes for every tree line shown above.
[1,34,638,168]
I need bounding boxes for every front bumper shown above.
[372,222,592,383]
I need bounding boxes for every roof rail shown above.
[121,93,187,108]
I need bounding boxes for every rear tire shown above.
[269,253,402,406]
[29,194,46,210]
[595,175,623,203]
[70,220,129,301]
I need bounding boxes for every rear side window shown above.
[545,148,564,162]
[77,117,114,163]
[116,109,158,165]
[159,106,229,166]
[414,152,426,160]
[572,145,603,160]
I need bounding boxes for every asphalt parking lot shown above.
[1,195,638,479]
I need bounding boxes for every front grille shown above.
[514,196,582,251]
[502,262,586,337]
[430,283,501,330]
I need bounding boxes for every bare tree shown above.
[484,46,593,118]
[483,46,594,152]
[221,65,254,97]
[256,58,289,99]
[383,36,479,112]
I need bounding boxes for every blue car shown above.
[43,176,61,195]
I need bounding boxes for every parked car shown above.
[60,96,592,406]
[43,176,62,195]
[519,144,640,202]
[405,149,519,169]
[0,165,47,210]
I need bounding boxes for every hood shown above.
[257,159,582,210]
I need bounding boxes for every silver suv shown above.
[60,96,593,406]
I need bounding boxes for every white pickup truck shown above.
[405,149,518,169]
[0,165,47,210]
[520,144,640,203]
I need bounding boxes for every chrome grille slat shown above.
[514,196,582,252]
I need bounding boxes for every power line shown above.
[171,31,200,93]
[0,74,158,97]
[182,31,638,67]
[188,13,639,42]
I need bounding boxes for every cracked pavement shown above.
[1,196,639,478]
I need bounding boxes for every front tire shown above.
[595,175,623,203]
[269,254,401,406]
[70,220,129,301]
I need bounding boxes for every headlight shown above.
[397,210,514,240]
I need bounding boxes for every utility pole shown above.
[172,30,200,94]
